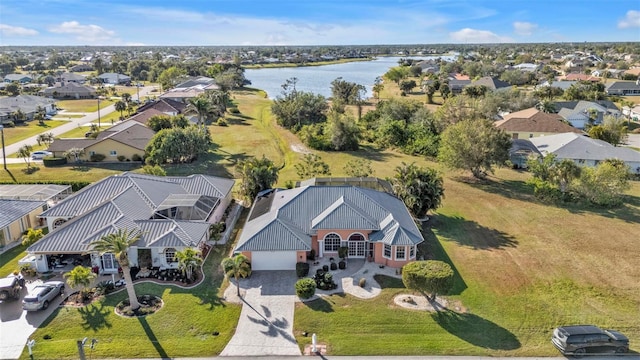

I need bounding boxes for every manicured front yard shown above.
[1,120,68,146]
[56,99,114,113]
[20,244,242,359]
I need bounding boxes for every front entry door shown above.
[348,241,366,257]
[102,253,118,272]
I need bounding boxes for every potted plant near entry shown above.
[338,246,348,270]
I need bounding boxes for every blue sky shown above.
[1,0,639,46]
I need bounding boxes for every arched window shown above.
[323,233,341,252]
[165,248,177,263]
[52,218,67,229]
[348,233,365,241]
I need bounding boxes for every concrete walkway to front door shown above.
[220,271,301,357]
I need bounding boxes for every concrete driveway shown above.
[0,279,65,359]
[220,271,301,356]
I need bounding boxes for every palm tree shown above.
[121,92,132,104]
[207,90,229,120]
[186,96,213,129]
[175,248,203,281]
[536,100,557,113]
[91,229,142,310]
[389,162,444,221]
[64,147,85,164]
[552,159,582,194]
[64,266,96,300]
[222,254,251,297]
[115,100,127,120]
[17,144,33,170]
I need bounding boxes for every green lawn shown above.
[56,99,114,113]
[0,162,136,183]
[58,125,110,139]
[21,241,242,359]
[1,120,68,146]
[0,244,28,276]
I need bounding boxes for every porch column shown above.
[318,239,324,258]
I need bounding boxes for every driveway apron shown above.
[221,271,301,356]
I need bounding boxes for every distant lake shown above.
[244,55,454,99]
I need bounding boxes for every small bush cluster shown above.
[117,155,127,162]
[90,153,106,162]
[313,270,337,290]
[296,262,310,277]
[131,153,143,162]
[295,278,316,299]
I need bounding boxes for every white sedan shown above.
[31,151,52,160]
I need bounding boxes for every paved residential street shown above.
[0,86,156,161]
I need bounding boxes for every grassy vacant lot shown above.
[20,242,242,359]
[2,120,68,146]
[56,99,114,113]
[295,171,640,356]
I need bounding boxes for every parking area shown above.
[0,279,65,360]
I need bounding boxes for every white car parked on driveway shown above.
[22,281,65,311]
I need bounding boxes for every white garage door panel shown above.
[251,251,297,270]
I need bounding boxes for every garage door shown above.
[251,251,298,271]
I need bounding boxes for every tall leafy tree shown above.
[438,119,511,179]
[91,229,142,310]
[236,156,279,203]
[389,162,444,221]
[222,254,252,297]
[330,77,365,105]
[295,154,331,179]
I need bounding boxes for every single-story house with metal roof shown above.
[24,173,234,274]
[528,132,640,174]
[606,81,640,96]
[0,184,71,249]
[97,73,131,85]
[235,185,424,271]
[4,74,32,84]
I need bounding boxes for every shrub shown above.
[338,246,348,259]
[43,157,67,167]
[131,153,142,162]
[296,262,310,278]
[330,262,337,271]
[217,118,228,126]
[359,277,366,287]
[322,265,329,272]
[308,249,316,261]
[295,278,316,299]
[90,153,106,162]
[4,121,15,128]
[228,107,240,114]
[117,155,126,162]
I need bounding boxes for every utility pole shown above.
[0,125,6,170]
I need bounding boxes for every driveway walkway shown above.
[0,279,66,359]
[220,271,301,356]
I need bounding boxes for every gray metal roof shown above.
[0,184,70,201]
[0,199,44,229]
[30,173,233,254]
[236,186,424,252]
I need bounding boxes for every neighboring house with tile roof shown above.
[0,185,71,249]
[136,98,187,117]
[0,95,57,124]
[47,122,154,161]
[495,108,583,139]
[472,76,512,91]
[554,100,621,129]
[528,132,640,174]
[235,185,424,270]
[40,82,96,99]
[24,173,234,274]
[606,81,640,96]
[4,74,32,83]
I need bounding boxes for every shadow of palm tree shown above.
[432,309,521,350]
[138,316,169,359]
[431,213,518,250]
[78,303,112,331]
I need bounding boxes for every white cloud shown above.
[618,10,640,28]
[49,21,116,43]
[513,21,538,36]
[449,28,512,43]
[0,24,38,36]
